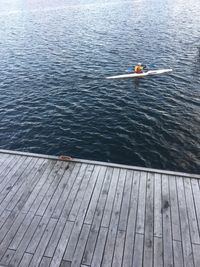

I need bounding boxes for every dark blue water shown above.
[0,0,200,173]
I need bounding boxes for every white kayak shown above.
[106,69,172,79]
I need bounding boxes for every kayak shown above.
[106,69,172,79]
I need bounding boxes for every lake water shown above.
[0,0,200,173]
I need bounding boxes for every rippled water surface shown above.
[0,0,200,173]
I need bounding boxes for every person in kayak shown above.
[134,63,145,73]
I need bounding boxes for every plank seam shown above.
[51,163,81,219]
[0,156,28,197]
[175,176,185,267]
[94,168,121,267]
[111,169,127,267]
[82,167,109,265]
[166,175,175,266]
[4,158,40,213]
[60,163,88,220]
[21,160,56,214]
[182,177,196,266]
[132,171,142,266]
[191,179,200,242]
[64,165,101,263]
[78,167,104,265]
[35,162,70,216]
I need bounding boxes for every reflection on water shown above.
[131,79,142,90]
[0,0,200,173]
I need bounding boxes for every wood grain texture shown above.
[0,151,199,267]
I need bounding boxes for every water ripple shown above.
[0,0,200,173]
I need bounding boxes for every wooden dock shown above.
[0,149,200,267]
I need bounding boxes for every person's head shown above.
[138,63,142,66]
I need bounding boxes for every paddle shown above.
[147,63,157,68]
[126,63,157,72]
[127,67,133,72]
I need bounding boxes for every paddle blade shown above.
[127,67,133,72]
[146,63,157,68]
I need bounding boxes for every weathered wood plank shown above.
[39,256,51,267]
[143,173,154,267]
[154,173,162,237]
[0,210,11,230]
[82,168,113,265]
[28,218,57,267]
[51,163,81,219]
[0,157,32,210]
[112,230,126,267]
[68,165,94,221]
[54,163,87,219]
[43,162,77,218]
[91,227,108,267]
[191,179,200,239]
[173,240,184,267]
[13,159,49,213]
[29,161,65,214]
[132,233,144,267]
[21,160,56,213]
[79,166,106,224]
[0,155,22,186]
[0,212,26,260]
[4,157,39,205]
[101,168,120,227]
[162,174,173,267]
[176,176,194,267]
[0,249,15,265]
[0,152,8,162]
[119,170,133,231]
[26,216,49,254]
[184,178,200,244]
[60,260,71,267]
[63,166,101,261]
[136,172,147,234]
[23,163,66,254]
[84,168,113,225]
[9,215,41,266]
[35,161,69,216]
[82,227,98,265]
[0,211,19,244]
[101,168,126,267]
[0,156,30,194]
[9,211,35,250]
[193,244,200,267]
[49,221,73,267]
[71,224,90,267]
[36,162,74,216]
[44,217,69,257]
[169,176,181,241]
[18,253,33,267]
[5,158,43,212]
[122,171,140,267]
[92,170,113,221]
[0,153,13,177]
[154,237,163,267]
[0,152,9,167]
